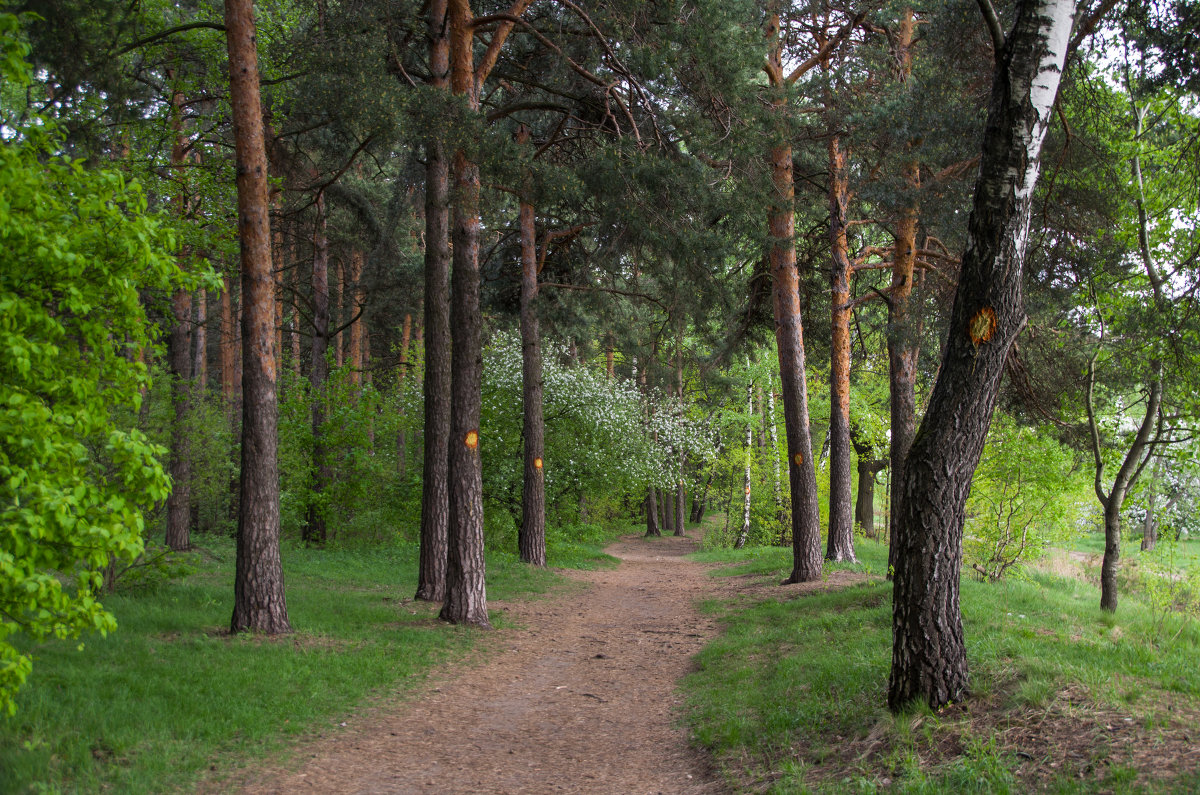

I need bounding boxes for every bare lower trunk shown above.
[645,487,661,537]
[827,134,855,563]
[736,379,753,549]
[888,0,1075,711]
[416,0,451,604]
[769,139,822,582]
[305,193,330,547]
[518,180,546,566]
[440,0,489,627]
[193,288,207,389]
[166,290,193,551]
[227,0,290,635]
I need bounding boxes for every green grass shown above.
[683,536,1200,793]
[0,527,622,794]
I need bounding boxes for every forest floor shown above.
[209,530,825,795]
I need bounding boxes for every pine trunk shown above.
[227,0,290,635]
[305,193,330,547]
[416,0,451,604]
[827,134,856,563]
[440,0,489,627]
[888,0,1075,711]
[769,137,823,582]
[518,180,546,566]
[193,288,207,389]
[165,289,193,551]
[221,275,237,411]
[645,487,661,537]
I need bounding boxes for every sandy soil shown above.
[219,532,737,795]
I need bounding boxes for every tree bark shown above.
[645,487,661,537]
[887,8,921,580]
[766,372,786,533]
[765,10,823,583]
[305,192,330,547]
[349,250,364,387]
[440,0,491,627]
[416,0,452,603]
[736,379,753,549]
[517,135,546,566]
[827,133,856,563]
[221,274,237,411]
[165,289,193,551]
[227,0,290,635]
[888,0,1075,711]
[193,288,207,389]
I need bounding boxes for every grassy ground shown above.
[0,527,622,794]
[684,535,1200,793]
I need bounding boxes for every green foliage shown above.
[0,12,198,714]
[964,416,1088,580]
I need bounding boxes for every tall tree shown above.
[227,0,290,635]
[888,0,1075,711]
[517,125,546,567]
[416,0,453,603]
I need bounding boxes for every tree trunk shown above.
[227,0,290,635]
[193,288,207,389]
[397,311,413,480]
[691,448,718,524]
[645,487,661,537]
[888,0,1075,712]
[165,289,193,551]
[827,133,856,563]
[1142,456,1161,551]
[887,7,921,581]
[736,379,753,549]
[768,139,823,582]
[766,372,786,534]
[349,250,364,387]
[853,431,887,539]
[305,192,330,547]
[221,274,237,412]
[440,0,490,627]
[517,143,546,567]
[415,0,452,604]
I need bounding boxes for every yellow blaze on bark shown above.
[969,307,997,347]
[534,457,543,469]
[465,430,479,449]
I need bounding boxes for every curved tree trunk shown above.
[889,0,1075,711]
[227,0,290,635]
[416,0,451,602]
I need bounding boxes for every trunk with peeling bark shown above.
[517,152,546,567]
[888,0,1075,711]
[227,0,290,635]
[416,0,451,603]
[827,133,856,563]
[305,193,331,547]
[735,380,753,549]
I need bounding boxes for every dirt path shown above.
[226,532,733,795]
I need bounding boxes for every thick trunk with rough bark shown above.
[440,0,491,627]
[193,288,207,388]
[518,182,546,566]
[769,138,823,582]
[227,0,290,635]
[889,0,1075,711]
[827,134,856,563]
[645,487,661,537]
[416,0,452,604]
[305,193,330,547]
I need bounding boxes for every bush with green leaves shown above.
[480,333,711,531]
[965,416,1088,580]
[0,14,196,714]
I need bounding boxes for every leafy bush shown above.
[0,14,198,713]
[965,416,1087,580]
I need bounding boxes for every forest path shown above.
[225,531,734,795]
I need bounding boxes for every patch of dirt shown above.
[211,532,746,795]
